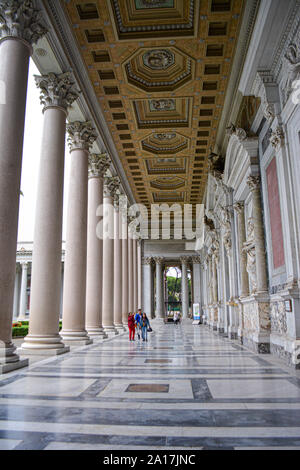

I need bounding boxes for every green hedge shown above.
[12,326,29,337]
[12,321,62,337]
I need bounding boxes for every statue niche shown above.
[243,218,257,294]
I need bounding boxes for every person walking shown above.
[141,313,150,342]
[128,312,135,341]
[173,311,179,326]
[135,309,142,340]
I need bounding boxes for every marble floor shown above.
[1,321,300,450]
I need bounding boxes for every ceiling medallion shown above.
[143,49,174,70]
[154,133,176,140]
[149,99,176,112]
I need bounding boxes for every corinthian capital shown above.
[143,257,153,266]
[270,127,285,150]
[0,0,48,47]
[154,257,165,266]
[180,256,190,265]
[35,72,80,112]
[247,175,261,192]
[67,121,97,152]
[88,153,110,179]
[104,176,120,198]
[233,201,245,215]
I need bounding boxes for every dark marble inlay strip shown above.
[2,404,300,428]
[191,379,213,400]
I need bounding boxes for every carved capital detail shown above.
[226,123,247,141]
[154,257,165,266]
[0,0,48,47]
[247,175,261,192]
[233,201,245,215]
[35,72,80,112]
[143,257,153,266]
[191,256,201,264]
[67,121,97,152]
[270,127,285,150]
[88,153,110,179]
[104,176,120,198]
[180,256,190,265]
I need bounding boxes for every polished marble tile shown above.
[0,376,95,397]
[207,379,300,399]
[0,438,22,450]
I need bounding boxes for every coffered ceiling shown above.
[62,0,245,213]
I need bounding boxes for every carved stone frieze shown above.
[35,72,80,112]
[270,301,288,336]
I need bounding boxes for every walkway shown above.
[1,322,300,450]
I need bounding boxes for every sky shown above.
[18,60,71,242]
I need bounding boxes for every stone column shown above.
[234,202,249,341]
[154,257,165,320]
[113,193,125,332]
[133,238,138,312]
[234,202,250,297]
[137,241,142,310]
[191,256,201,306]
[60,262,64,320]
[13,264,21,320]
[85,153,110,337]
[181,257,190,319]
[142,257,153,318]
[247,176,268,293]
[102,177,120,335]
[128,230,134,313]
[121,217,129,326]
[19,262,28,320]
[61,122,97,346]
[21,72,79,355]
[0,1,47,372]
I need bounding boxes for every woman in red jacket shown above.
[128,312,135,341]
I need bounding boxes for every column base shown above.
[20,334,69,353]
[228,327,238,340]
[115,324,126,332]
[103,326,119,336]
[86,327,108,339]
[60,330,93,346]
[18,347,70,356]
[0,342,29,374]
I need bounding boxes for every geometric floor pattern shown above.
[1,321,300,450]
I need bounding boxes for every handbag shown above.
[147,327,152,332]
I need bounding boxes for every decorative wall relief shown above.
[270,301,287,335]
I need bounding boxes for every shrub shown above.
[12,326,29,337]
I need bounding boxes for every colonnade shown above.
[0,6,141,372]
[142,256,194,320]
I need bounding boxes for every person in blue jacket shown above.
[134,309,142,340]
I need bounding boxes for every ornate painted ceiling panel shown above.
[63,0,245,212]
